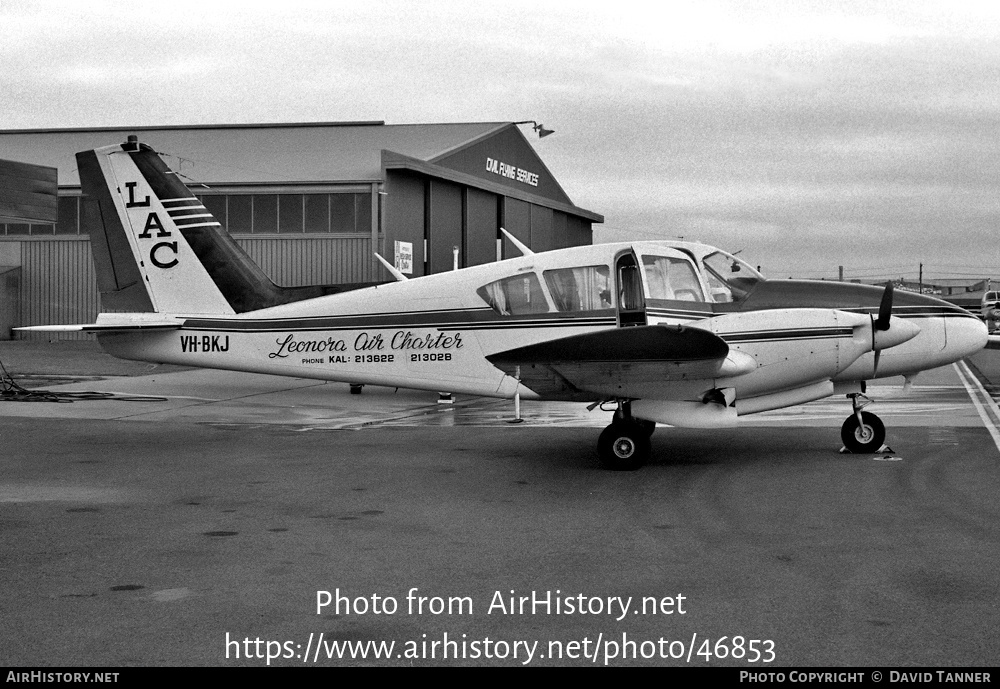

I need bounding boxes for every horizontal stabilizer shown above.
[16,322,181,333]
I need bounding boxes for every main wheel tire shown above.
[841,411,886,453]
[598,422,651,470]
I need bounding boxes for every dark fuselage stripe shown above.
[184,308,615,332]
[181,318,618,333]
[176,310,972,338]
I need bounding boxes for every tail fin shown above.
[79,137,236,314]
[79,136,370,316]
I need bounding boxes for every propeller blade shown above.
[874,282,894,331]
[873,349,881,377]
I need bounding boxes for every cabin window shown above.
[543,265,613,312]
[641,255,705,302]
[477,273,549,315]
[702,251,763,303]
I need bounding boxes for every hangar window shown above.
[56,197,79,235]
[253,195,278,233]
[304,194,329,233]
[477,273,550,315]
[641,255,705,302]
[543,265,613,312]
[201,195,227,229]
[278,194,304,233]
[355,194,372,234]
[227,195,253,233]
[329,194,360,233]
[189,193,372,235]
[332,193,372,233]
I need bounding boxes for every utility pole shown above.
[838,265,844,282]
[919,263,923,294]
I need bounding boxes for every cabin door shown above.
[615,251,647,327]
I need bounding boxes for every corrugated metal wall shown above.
[239,236,373,286]
[12,235,375,340]
[19,239,96,340]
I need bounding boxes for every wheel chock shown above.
[839,444,895,454]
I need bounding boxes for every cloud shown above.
[2,1,999,276]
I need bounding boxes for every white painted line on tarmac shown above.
[954,360,1000,456]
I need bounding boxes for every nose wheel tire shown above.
[598,422,651,470]
[840,411,886,453]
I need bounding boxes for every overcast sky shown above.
[2,0,999,280]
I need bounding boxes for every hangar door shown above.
[428,181,500,272]
[428,180,462,273]
[465,188,498,267]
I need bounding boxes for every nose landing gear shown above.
[841,393,886,453]
[598,400,654,470]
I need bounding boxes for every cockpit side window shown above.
[477,273,550,315]
[641,255,706,302]
[543,265,613,312]
[702,251,763,303]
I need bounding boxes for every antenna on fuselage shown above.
[500,227,534,256]
[374,253,408,282]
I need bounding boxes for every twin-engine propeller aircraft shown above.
[20,137,993,469]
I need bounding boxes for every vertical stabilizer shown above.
[79,136,381,315]
[78,137,235,315]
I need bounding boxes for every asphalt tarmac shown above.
[2,340,999,667]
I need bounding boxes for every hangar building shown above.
[0,121,603,338]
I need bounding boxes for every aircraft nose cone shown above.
[947,316,989,359]
[872,315,922,351]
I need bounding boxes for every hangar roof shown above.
[0,120,603,222]
[0,121,510,187]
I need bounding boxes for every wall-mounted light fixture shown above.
[513,120,554,138]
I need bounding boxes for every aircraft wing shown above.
[486,324,747,399]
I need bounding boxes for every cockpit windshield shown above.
[702,251,765,303]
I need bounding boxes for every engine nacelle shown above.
[690,308,915,398]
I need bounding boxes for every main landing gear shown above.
[841,393,886,453]
[598,401,655,471]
